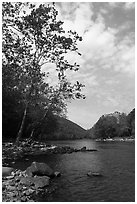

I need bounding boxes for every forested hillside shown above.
[86,109,135,139]
[41,116,86,140]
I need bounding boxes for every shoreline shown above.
[95,137,135,142]
[2,139,97,202]
[2,137,134,202]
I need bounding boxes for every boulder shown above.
[21,196,27,202]
[25,162,54,177]
[81,146,86,151]
[54,171,61,177]
[20,176,50,189]
[20,177,34,186]
[2,184,6,190]
[87,171,103,177]
[6,186,16,191]
[2,167,14,177]
[87,149,97,152]
[23,189,35,196]
[33,176,50,189]
[52,146,76,154]
[67,148,74,154]
[25,167,33,177]
[92,172,103,177]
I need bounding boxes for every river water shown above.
[13,139,135,202]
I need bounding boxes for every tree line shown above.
[86,109,135,139]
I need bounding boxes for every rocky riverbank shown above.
[2,162,60,202]
[95,137,135,142]
[2,139,97,202]
[2,139,97,166]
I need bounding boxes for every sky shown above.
[42,2,135,129]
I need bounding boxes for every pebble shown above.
[7,186,16,191]
[21,196,27,202]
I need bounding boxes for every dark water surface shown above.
[13,139,135,202]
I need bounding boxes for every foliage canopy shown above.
[2,2,85,142]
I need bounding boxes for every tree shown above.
[93,115,118,139]
[26,91,68,140]
[2,2,85,143]
[127,108,135,136]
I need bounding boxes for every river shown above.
[13,139,135,202]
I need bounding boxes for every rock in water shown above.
[2,167,14,177]
[81,146,86,151]
[87,171,103,177]
[54,171,61,177]
[25,162,54,177]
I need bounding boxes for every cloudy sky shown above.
[44,2,135,129]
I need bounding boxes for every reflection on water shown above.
[13,139,135,202]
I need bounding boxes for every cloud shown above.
[108,2,121,8]
[59,3,134,75]
[106,35,135,76]
[54,2,135,106]
[108,2,135,10]
[124,2,135,10]
[105,79,119,85]
[100,8,108,15]
[43,3,135,90]
[78,16,134,77]
[103,96,120,107]
[56,2,135,127]
[42,3,134,119]
[59,3,93,35]
[79,22,117,60]
[41,63,59,86]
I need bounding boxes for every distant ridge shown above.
[42,109,135,140]
[44,115,86,140]
[85,108,135,139]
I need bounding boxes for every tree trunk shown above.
[29,129,34,140]
[15,103,28,144]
